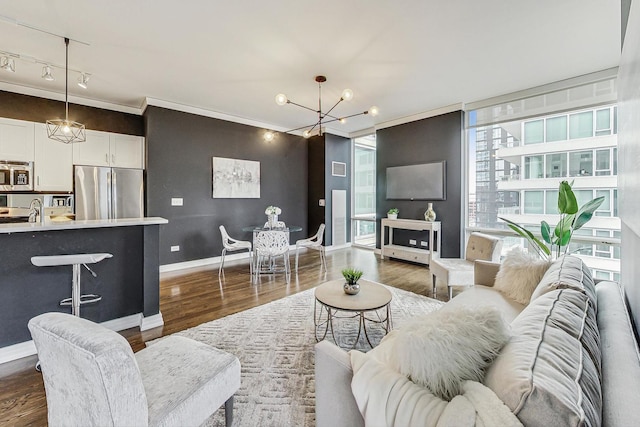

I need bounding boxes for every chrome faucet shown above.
[29,198,45,225]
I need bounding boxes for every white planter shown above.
[387,213,398,220]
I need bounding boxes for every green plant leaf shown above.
[558,181,578,214]
[500,217,551,257]
[541,221,552,244]
[554,214,574,241]
[573,197,605,230]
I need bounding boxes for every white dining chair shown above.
[253,230,290,284]
[295,223,326,272]
[219,225,253,277]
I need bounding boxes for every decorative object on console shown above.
[424,203,436,222]
[500,180,604,260]
[266,75,379,140]
[341,268,363,295]
[493,248,551,305]
[387,208,398,220]
[46,37,86,144]
[369,305,510,401]
[212,157,260,199]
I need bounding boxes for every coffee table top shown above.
[315,279,392,312]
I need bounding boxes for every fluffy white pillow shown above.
[493,248,551,305]
[377,306,510,401]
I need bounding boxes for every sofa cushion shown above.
[530,255,596,306]
[493,248,551,305]
[483,288,601,426]
[370,305,510,401]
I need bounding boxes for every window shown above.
[569,151,593,176]
[546,116,567,142]
[613,147,618,175]
[595,149,611,176]
[574,189,594,207]
[523,191,544,214]
[524,120,544,144]
[595,190,611,217]
[569,111,594,139]
[595,108,612,136]
[545,153,567,178]
[545,190,559,214]
[595,230,612,258]
[524,155,544,179]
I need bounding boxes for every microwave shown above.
[0,161,33,191]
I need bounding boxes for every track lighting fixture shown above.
[0,56,15,72]
[268,75,378,141]
[46,38,86,144]
[77,72,89,89]
[41,65,54,81]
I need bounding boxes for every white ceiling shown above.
[0,1,621,137]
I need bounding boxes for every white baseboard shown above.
[140,312,164,331]
[160,243,352,273]
[0,313,144,365]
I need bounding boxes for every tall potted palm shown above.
[500,180,604,260]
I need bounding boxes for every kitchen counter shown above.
[0,217,168,363]
[0,216,168,233]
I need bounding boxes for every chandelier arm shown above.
[322,111,370,125]
[64,37,69,122]
[322,98,344,120]
[286,100,319,114]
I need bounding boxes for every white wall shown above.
[618,0,640,328]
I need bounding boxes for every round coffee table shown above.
[314,279,393,349]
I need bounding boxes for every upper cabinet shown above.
[34,123,73,192]
[73,130,144,169]
[0,118,35,161]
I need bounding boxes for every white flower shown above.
[265,206,282,215]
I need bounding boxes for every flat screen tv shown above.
[386,161,446,200]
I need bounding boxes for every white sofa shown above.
[315,255,640,426]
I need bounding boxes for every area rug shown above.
[162,286,443,426]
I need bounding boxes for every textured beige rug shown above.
[168,285,443,426]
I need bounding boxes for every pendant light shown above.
[46,37,86,143]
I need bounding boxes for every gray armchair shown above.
[430,232,503,300]
[28,312,240,427]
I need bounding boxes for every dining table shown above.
[242,225,303,281]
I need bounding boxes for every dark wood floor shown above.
[0,246,448,426]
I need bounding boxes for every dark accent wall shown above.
[376,111,463,258]
[325,133,351,246]
[144,106,308,265]
[307,135,325,241]
[0,90,144,136]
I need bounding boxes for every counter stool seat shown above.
[31,253,113,317]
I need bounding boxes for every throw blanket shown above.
[350,351,522,427]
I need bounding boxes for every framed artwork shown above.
[212,157,260,198]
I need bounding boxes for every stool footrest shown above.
[60,294,102,306]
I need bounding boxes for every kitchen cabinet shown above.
[0,118,35,162]
[73,130,144,169]
[34,123,73,192]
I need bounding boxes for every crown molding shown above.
[373,103,464,131]
[0,81,142,115]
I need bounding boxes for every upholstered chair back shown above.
[28,312,149,426]
[465,232,503,263]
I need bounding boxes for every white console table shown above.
[380,219,441,266]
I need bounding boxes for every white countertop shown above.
[0,217,168,234]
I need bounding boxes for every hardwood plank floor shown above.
[0,247,449,426]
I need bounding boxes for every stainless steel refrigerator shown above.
[74,166,144,220]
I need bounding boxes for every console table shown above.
[380,218,441,266]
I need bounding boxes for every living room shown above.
[2,1,640,426]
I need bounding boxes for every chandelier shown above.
[46,37,86,144]
[265,75,378,141]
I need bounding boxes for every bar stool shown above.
[31,253,113,317]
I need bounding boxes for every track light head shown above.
[1,56,15,72]
[77,72,89,89]
[42,65,54,81]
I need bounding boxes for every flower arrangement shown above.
[265,206,282,215]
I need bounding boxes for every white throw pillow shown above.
[493,248,551,305]
[378,306,510,401]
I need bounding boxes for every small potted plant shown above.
[342,267,363,295]
[387,208,399,220]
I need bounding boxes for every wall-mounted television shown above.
[386,161,446,200]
